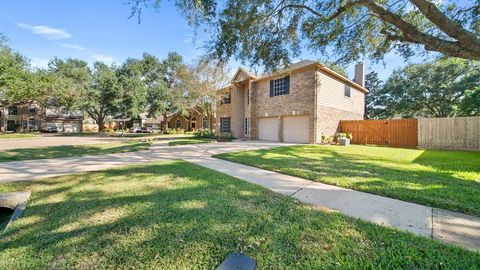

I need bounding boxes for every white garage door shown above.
[283,115,310,143]
[258,117,279,141]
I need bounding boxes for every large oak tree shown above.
[130,0,480,69]
[367,58,480,118]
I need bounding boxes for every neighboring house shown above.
[166,109,208,131]
[109,113,165,131]
[215,60,367,143]
[0,103,83,132]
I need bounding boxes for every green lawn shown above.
[168,138,215,146]
[0,133,39,139]
[56,132,162,138]
[215,145,480,216]
[0,142,151,162]
[0,161,478,269]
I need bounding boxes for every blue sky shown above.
[1,0,426,81]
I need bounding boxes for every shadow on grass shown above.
[0,142,150,163]
[216,145,480,216]
[0,161,478,269]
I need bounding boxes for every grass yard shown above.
[168,138,215,146]
[56,132,162,138]
[0,142,151,162]
[0,161,478,269]
[215,145,480,216]
[0,133,39,139]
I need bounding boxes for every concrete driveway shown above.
[0,135,129,151]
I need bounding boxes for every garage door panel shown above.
[258,118,279,141]
[283,116,310,143]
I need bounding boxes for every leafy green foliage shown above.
[117,58,147,119]
[80,62,121,131]
[130,0,480,69]
[0,40,35,104]
[371,58,480,118]
[364,71,384,119]
[460,86,480,116]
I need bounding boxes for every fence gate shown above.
[339,119,418,148]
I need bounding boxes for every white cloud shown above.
[184,34,193,44]
[17,23,72,40]
[59,43,85,51]
[91,54,115,65]
[30,57,50,69]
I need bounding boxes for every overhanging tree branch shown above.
[409,0,480,53]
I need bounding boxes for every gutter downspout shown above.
[313,69,319,144]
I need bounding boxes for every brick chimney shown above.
[354,63,365,87]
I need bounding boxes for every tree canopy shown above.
[366,58,480,118]
[130,0,480,69]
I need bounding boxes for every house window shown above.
[244,118,248,135]
[191,122,196,129]
[175,119,181,129]
[8,107,18,115]
[247,89,250,105]
[202,117,209,129]
[344,85,351,97]
[221,92,231,105]
[269,76,290,97]
[220,117,230,133]
[28,106,37,114]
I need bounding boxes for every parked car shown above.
[42,124,58,133]
[129,127,141,133]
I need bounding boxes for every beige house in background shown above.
[215,60,367,143]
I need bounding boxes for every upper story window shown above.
[28,106,37,114]
[344,84,351,98]
[221,92,231,105]
[8,106,18,115]
[269,76,290,97]
[247,88,250,105]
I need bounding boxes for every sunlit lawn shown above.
[0,133,39,139]
[0,142,151,162]
[215,145,480,216]
[168,138,215,146]
[0,161,478,269]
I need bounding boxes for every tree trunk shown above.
[97,118,105,133]
[162,112,168,131]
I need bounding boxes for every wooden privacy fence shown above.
[339,119,418,148]
[418,117,480,150]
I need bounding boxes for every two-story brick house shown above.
[215,60,367,143]
[0,103,83,132]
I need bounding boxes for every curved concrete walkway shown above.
[0,141,478,251]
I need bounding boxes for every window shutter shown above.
[285,76,290,94]
[269,80,274,97]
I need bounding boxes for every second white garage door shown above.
[283,115,310,143]
[258,117,279,141]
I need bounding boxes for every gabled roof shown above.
[232,67,257,82]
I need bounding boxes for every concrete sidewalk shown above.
[184,156,480,251]
[0,141,478,251]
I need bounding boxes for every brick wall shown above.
[316,105,363,142]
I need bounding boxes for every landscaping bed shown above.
[0,161,478,269]
[215,145,480,216]
[0,142,151,162]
